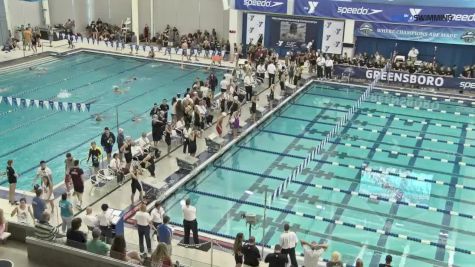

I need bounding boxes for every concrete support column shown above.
[42,0,51,26]
[131,0,139,44]
[150,0,154,36]
[228,9,242,53]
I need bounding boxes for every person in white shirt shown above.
[109,153,124,184]
[35,161,52,185]
[279,224,298,267]
[181,198,199,246]
[325,56,334,79]
[83,207,98,229]
[151,202,165,231]
[182,124,192,154]
[408,47,419,62]
[135,203,154,255]
[244,72,254,101]
[256,63,266,84]
[317,55,325,79]
[97,203,112,243]
[307,40,314,52]
[301,240,328,267]
[267,61,276,88]
[220,76,230,93]
[137,132,151,151]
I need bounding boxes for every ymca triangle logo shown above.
[308,1,319,14]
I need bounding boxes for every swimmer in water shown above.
[112,85,129,95]
[29,66,47,73]
[57,89,72,99]
[91,113,104,122]
[0,88,9,93]
[129,111,142,122]
[123,76,138,85]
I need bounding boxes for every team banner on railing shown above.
[294,0,475,27]
[333,65,475,90]
[321,19,344,54]
[0,96,91,112]
[246,13,266,44]
[355,21,475,46]
[235,0,288,14]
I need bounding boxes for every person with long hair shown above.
[41,175,55,214]
[6,160,18,205]
[233,232,244,267]
[150,243,172,267]
[110,235,142,264]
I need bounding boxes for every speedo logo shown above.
[337,6,382,15]
[243,0,284,8]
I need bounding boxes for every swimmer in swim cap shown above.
[92,113,103,121]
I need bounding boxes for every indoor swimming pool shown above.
[165,82,475,266]
[0,51,226,190]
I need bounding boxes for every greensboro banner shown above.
[333,65,475,90]
[355,22,475,46]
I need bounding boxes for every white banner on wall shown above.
[246,13,266,45]
[321,19,345,55]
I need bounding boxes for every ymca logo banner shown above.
[355,21,475,46]
[294,0,475,28]
[321,20,344,54]
[235,0,288,14]
[246,13,266,44]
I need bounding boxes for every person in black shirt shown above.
[208,73,218,98]
[379,254,392,267]
[150,103,160,117]
[242,236,260,267]
[100,127,115,162]
[265,244,288,267]
[67,217,87,249]
[6,159,18,205]
[87,142,102,174]
[160,99,169,123]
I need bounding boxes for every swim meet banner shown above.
[246,13,266,44]
[333,65,475,90]
[294,0,475,28]
[355,22,475,46]
[321,20,344,54]
[235,0,288,14]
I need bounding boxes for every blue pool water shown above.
[0,51,225,190]
[165,82,475,266]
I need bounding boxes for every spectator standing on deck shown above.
[379,255,392,267]
[32,189,46,222]
[64,153,74,195]
[241,236,260,267]
[69,160,85,209]
[265,244,288,267]
[6,160,18,205]
[301,240,328,267]
[158,215,173,255]
[135,203,154,256]
[267,61,276,88]
[117,128,125,161]
[181,198,199,246]
[101,127,116,163]
[280,224,298,267]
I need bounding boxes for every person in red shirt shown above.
[68,160,85,209]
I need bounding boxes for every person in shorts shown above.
[87,142,102,175]
[69,160,85,209]
[129,165,143,204]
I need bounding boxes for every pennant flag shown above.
[67,102,73,111]
[53,101,59,110]
[61,33,65,39]
[15,98,21,107]
[121,43,125,49]
[55,32,60,39]
[76,103,81,111]
[0,96,2,104]
[86,103,91,112]
[87,37,90,44]
[20,98,26,107]
[39,100,44,108]
[135,45,139,51]
[61,102,68,111]
[143,45,146,52]
[80,103,86,112]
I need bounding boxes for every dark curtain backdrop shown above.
[355,37,475,71]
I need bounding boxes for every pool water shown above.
[0,52,226,190]
[165,83,475,266]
